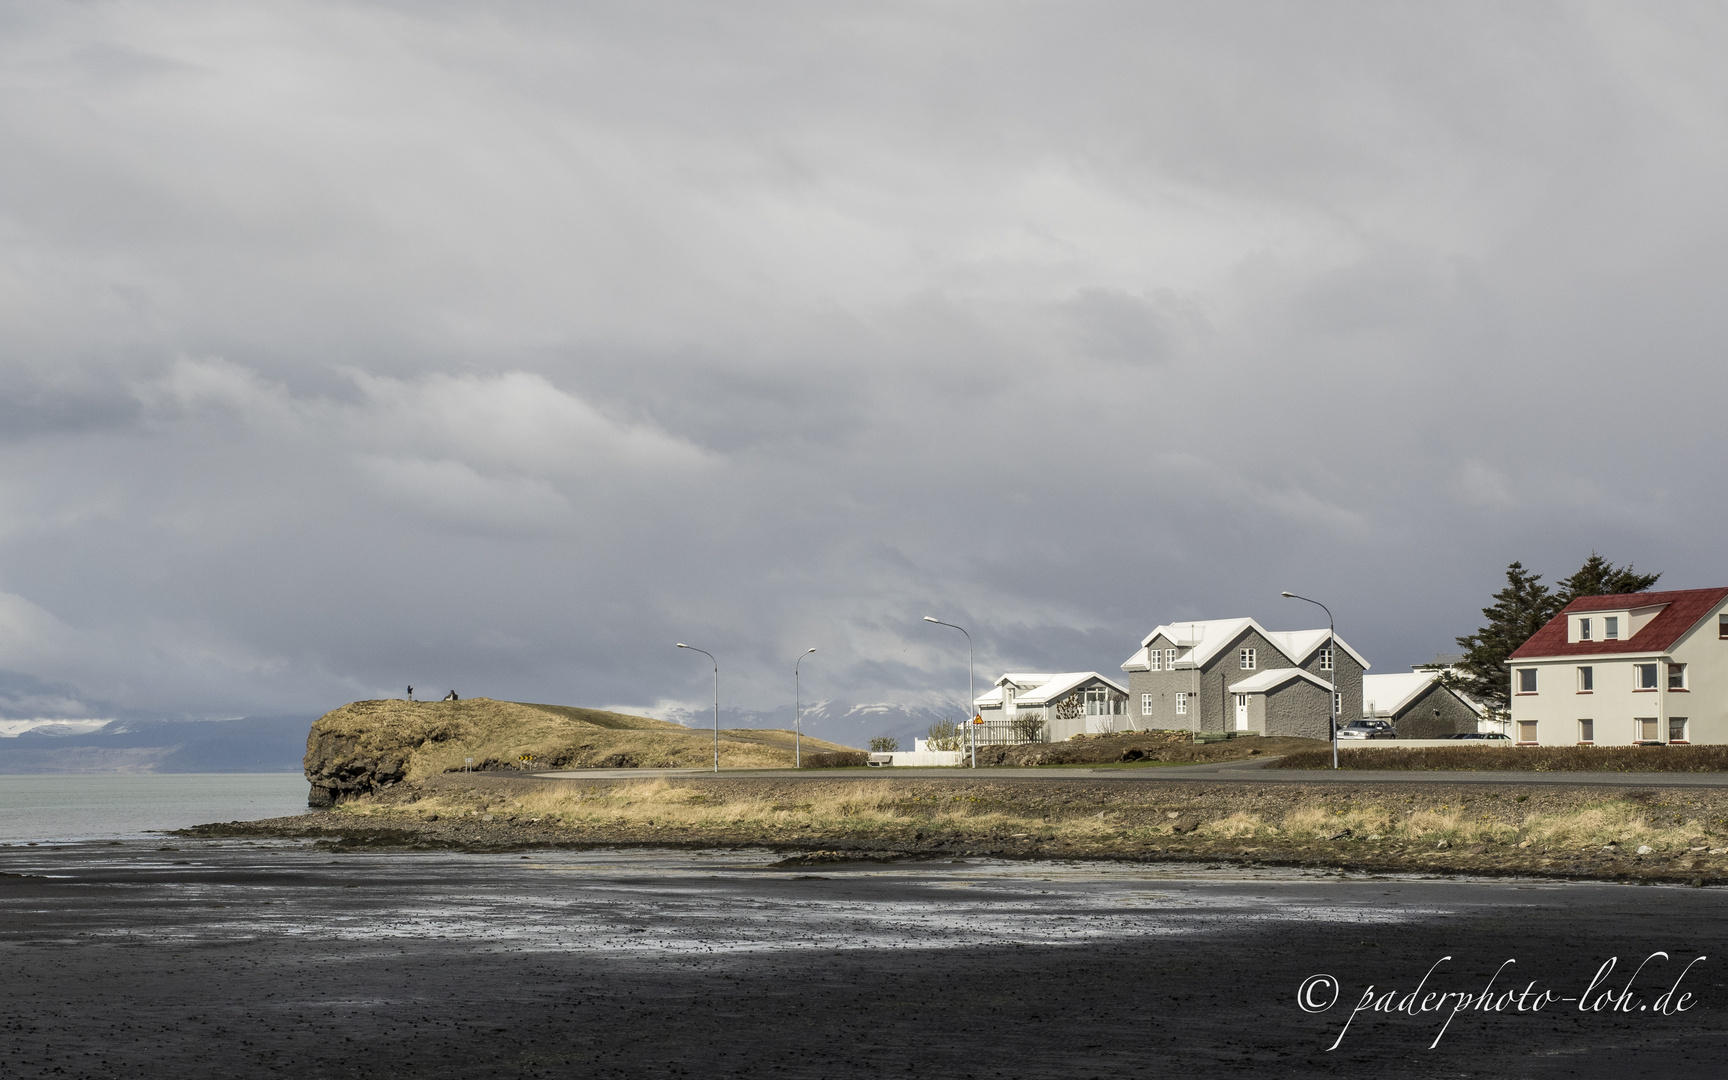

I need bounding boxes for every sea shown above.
[0,772,309,843]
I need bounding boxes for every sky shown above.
[2,2,1726,733]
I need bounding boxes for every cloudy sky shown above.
[2,2,1726,729]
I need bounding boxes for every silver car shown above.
[1336,720,1396,740]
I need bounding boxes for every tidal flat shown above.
[2,838,1724,1078]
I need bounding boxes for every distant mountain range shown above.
[0,716,315,774]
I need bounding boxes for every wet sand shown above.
[1,839,1724,1078]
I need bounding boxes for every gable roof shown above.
[1228,668,1333,693]
[1509,587,1728,660]
[975,671,1128,709]
[1362,672,1485,719]
[1121,617,1368,672]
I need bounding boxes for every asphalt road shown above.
[3,840,1724,1078]
[537,760,1728,788]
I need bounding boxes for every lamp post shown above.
[1280,591,1338,769]
[676,643,720,773]
[923,616,976,769]
[794,648,816,768]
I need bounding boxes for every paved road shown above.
[537,759,1728,788]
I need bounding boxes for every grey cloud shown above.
[1,3,1727,723]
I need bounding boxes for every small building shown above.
[1121,618,1369,738]
[1361,671,1484,738]
[973,672,1130,743]
[1507,587,1728,746]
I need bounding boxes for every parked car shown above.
[1449,732,1511,740]
[1336,720,1396,740]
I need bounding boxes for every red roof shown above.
[1510,587,1728,659]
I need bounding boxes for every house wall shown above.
[1262,681,1333,740]
[1127,633,1204,731]
[1297,645,1364,726]
[1393,684,1479,739]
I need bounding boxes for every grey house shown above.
[1361,672,1484,738]
[1120,618,1368,738]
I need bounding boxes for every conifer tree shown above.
[1452,554,1662,713]
[1454,562,1561,712]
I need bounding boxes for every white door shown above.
[1234,694,1249,730]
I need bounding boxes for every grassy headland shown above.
[303,697,860,804]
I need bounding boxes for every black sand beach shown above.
[2,839,1724,1078]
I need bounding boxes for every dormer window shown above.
[1149,650,1162,672]
[1165,648,1177,668]
[1578,618,1592,641]
[1604,616,1619,640]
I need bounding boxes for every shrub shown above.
[1009,714,1045,744]
[926,719,965,752]
[868,736,900,752]
[802,751,870,768]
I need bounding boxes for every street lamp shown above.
[1280,592,1339,769]
[923,616,976,769]
[794,648,816,768]
[676,643,720,773]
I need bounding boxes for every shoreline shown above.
[180,772,1728,887]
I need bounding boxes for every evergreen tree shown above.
[1554,552,1661,602]
[1452,554,1663,713]
[1453,562,1562,713]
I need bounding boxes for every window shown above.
[1577,666,1594,692]
[1239,648,1256,670]
[1318,646,1334,671]
[1141,693,1154,715]
[1668,664,1687,691]
[1516,668,1537,694]
[1636,717,1659,742]
[1578,617,1592,641]
[1670,717,1689,743]
[1720,614,1728,639]
[1165,648,1177,669]
[1578,719,1594,744]
[1148,650,1162,672]
[1333,692,1343,716]
[1634,663,1659,690]
[1517,720,1538,744]
[1604,616,1619,640]
[1173,692,1187,715]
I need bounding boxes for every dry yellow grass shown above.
[333,780,1714,857]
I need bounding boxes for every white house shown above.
[1507,587,1728,746]
[974,672,1130,743]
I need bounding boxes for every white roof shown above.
[975,671,1128,709]
[1121,617,1368,672]
[1228,668,1333,694]
[1362,672,1486,718]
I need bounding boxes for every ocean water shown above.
[0,772,309,843]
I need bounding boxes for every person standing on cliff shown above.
[407,685,415,702]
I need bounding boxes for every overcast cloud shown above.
[3,2,1726,729]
